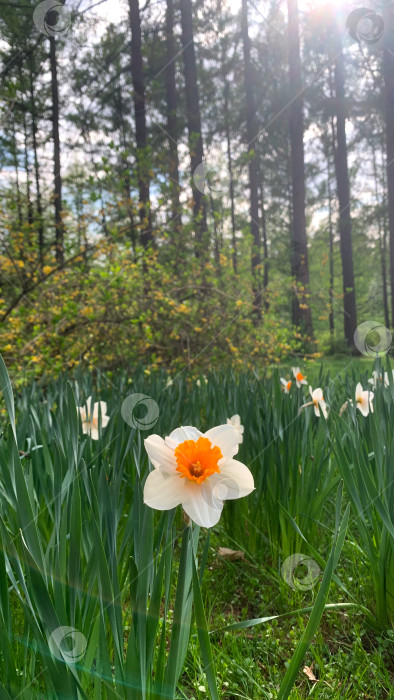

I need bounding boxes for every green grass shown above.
[0,358,393,698]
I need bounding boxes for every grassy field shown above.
[0,357,393,699]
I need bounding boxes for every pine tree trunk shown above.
[241,0,261,320]
[11,121,22,227]
[128,0,153,250]
[327,149,335,338]
[49,35,64,264]
[22,109,33,226]
[259,173,269,309]
[383,46,394,327]
[165,0,181,239]
[179,0,208,258]
[331,36,357,347]
[375,136,390,330]
[224,81,237,275]
[29,66,44,267]
[287,0,313,337]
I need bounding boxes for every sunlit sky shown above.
[91,0,347,27]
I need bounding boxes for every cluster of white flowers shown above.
[281,367,378,418]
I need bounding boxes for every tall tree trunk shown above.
[383,45,394,327]
[330,29,357,346]
[22,109,33,226]
[287,0,313,337]
[49,35,64,264]
[326,141,335,338]
[241,0,261,320]
[374,137,390,329]
[223,80,237,274]
[29,66,44,266]
[165,0,181,239]
[11,121,22,227]
[259,172,269,310]
[179,0,208,258]
[128,0,153,250]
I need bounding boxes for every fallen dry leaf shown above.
[217,547,245,561]
[303,666,318,682]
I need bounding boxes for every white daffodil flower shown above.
[78,397,109,440]
[280,377,292,394]
[368,370,393,388]
[309,386,328,418]
[368,370,381,388]
[226,414,244,444]
[292,367,308,388]
[355,382,374,417]
[143,424,254,528]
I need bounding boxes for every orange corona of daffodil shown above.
[280,377,292,394]
[292,366,307,388]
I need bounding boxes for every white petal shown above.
[78,406,86,422]
[355,382,363,399]
[101,414,110,428]
[182,484,223,528]
[166,426,202,446]
[90,426,99,440]
[210,459,254,500]
[93,401,107,418]
[203,424,239,462]
[144,434,177,472]
[81,421,88,434]
[357,402,369,417]
[313,388,323,401]
[144,469,186,510]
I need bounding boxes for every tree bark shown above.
[287,0,313,337]
[128,0,153,250]
[179,0,208,258]
[29,66,44,266]
[383,46,394,327]
[241,0,261,320]
[49,35,64,264]
[331,32,357,346]
[223,80,237,274]
[11,121,22,227]
[165,0,182,239]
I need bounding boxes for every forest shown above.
[0,0,393,372]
